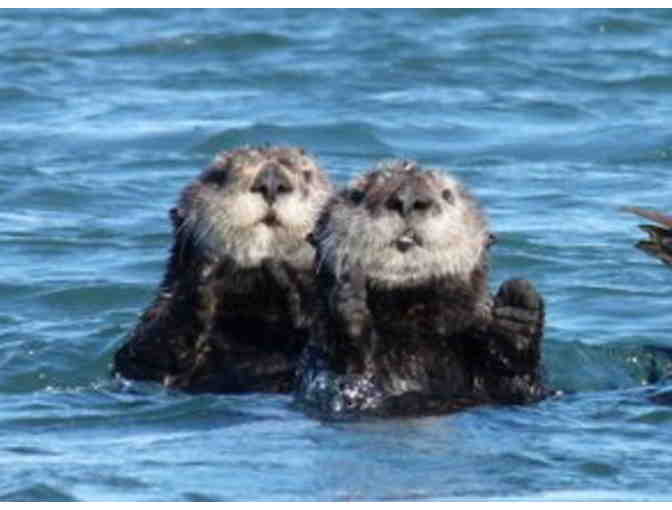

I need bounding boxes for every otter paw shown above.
[493,279,544,350]
[495,278,542,311]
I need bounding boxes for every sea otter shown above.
[114,146,332,393]
[295,160,550,416]
[622,206,672,266]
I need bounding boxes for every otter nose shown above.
[386,184,436,218]
[251,165,293,204]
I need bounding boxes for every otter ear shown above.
[202,153,234,187]
[486,232,497,249]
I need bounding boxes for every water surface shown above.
[2,8,672,501]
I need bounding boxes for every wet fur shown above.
[297,160,549,416]
[114,146,332,393]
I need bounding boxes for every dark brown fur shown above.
[114,146,331,393]
[622,206,672,266]
[296,161,550,416]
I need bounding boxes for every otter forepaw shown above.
[492,279,544,350]
[496,279,542,311]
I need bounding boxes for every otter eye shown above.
[302,170,312,183]
[442,189,454,204]
[349,189,366,205]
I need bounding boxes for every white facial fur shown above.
[318,161,489,289]
[179,147,331,268]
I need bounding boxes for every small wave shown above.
[627,405,672,424]
[606,74,672,93]
[0,86,40,100]
[0,86,63,108]
[4,445,61,456]
[370,87,489,106]
[586,14,663,35]
[182,491,223,502]
[545,341,672,393]
[97,32,293,58]
[0,483,78,502]
[486,124,670,164]
[31,282,149,315]
[153,69,257,93]
[192,122,392,158]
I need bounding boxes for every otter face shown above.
[179,146,331,268]
[318,161,489,289]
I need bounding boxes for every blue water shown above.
[2,8,672,501]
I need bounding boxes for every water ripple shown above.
[193,121,392,158]
[1,484,78,502]
[3,7,672,501]
[85,31,293,58]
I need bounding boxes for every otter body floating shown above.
[114,146,332,393]
[296,160,550,417]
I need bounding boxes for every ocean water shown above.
[2,8,672,501]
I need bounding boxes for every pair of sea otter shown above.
[114,146,549,417]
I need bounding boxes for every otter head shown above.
[317,160,490,289]
[177,146,331,268]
